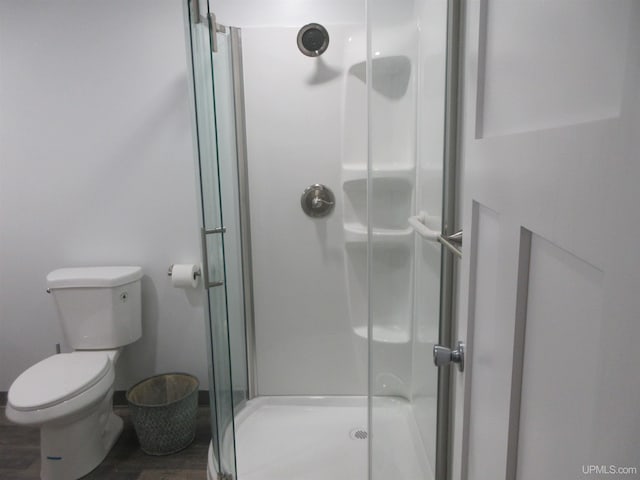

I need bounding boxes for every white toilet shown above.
[5,266,143,480]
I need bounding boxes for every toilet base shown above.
[39,391,122,480]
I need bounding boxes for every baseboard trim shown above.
[113,390,210,406]
[0,390,210,407]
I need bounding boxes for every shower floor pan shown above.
[207,396,433,480]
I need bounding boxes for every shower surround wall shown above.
[215,0,364,27]
[230,0,443,405]
[201,1,446,478]
[242,26,368,395]
[410,0,448,464]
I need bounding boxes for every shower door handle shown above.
[201,227,225,288]
[433,341,465,372]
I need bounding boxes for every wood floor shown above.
[0,406,211,480]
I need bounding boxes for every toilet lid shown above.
[8,352,112,411]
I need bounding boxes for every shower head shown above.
[297,23,329,57]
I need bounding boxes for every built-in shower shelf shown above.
[344,223,413,244]
[353,325,410,344]
[342,164,414,186]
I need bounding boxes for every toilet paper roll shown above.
[171,264,199,288]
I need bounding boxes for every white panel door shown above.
[452,1,640,479]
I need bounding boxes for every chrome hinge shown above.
[190,0,200,24]
[208,13,217,52]
[206,12,227,52]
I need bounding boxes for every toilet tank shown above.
[46,266,143,350]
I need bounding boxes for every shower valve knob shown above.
[301,184,335,218]
[433,341,465,372]
[311,196,334,208]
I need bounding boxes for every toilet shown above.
[5,266,143,480]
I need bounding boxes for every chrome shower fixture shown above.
[297,23,330,57]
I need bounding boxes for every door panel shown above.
[515,233,603,479]
[456,1,640,478]
[478,1,630,137]
[465,203,507,480]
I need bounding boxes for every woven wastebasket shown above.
[126,373,199,455]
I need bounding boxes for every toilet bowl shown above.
[5,266,143,480]
[6,350,123,480]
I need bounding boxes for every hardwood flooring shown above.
[0,406,211,480]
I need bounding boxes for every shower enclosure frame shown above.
[226,27,258,402]
[184,1,253,476]
[436,1,463,479]
[184,0,463,478]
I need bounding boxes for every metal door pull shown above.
[433,341,465,372]
[201,227,226,288]
[439,230,462,258]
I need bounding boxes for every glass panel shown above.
[186,2,247,478]
[206,267,237,477]
[367,1,448,479]
[191,18,222,230]
[210,27,249,412]
[187,11,227,472]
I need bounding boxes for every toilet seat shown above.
[9,352,112,411]
[6,352,115,425]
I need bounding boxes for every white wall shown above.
[0,0,209,391]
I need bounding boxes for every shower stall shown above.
[184,0,455,478]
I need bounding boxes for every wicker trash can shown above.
[126,373,199,455]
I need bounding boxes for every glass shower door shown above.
[187,1,246,478]
[367,1,450,479]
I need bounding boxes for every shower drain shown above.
[349,428,368,440]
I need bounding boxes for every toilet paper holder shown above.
[167,264,201,279]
